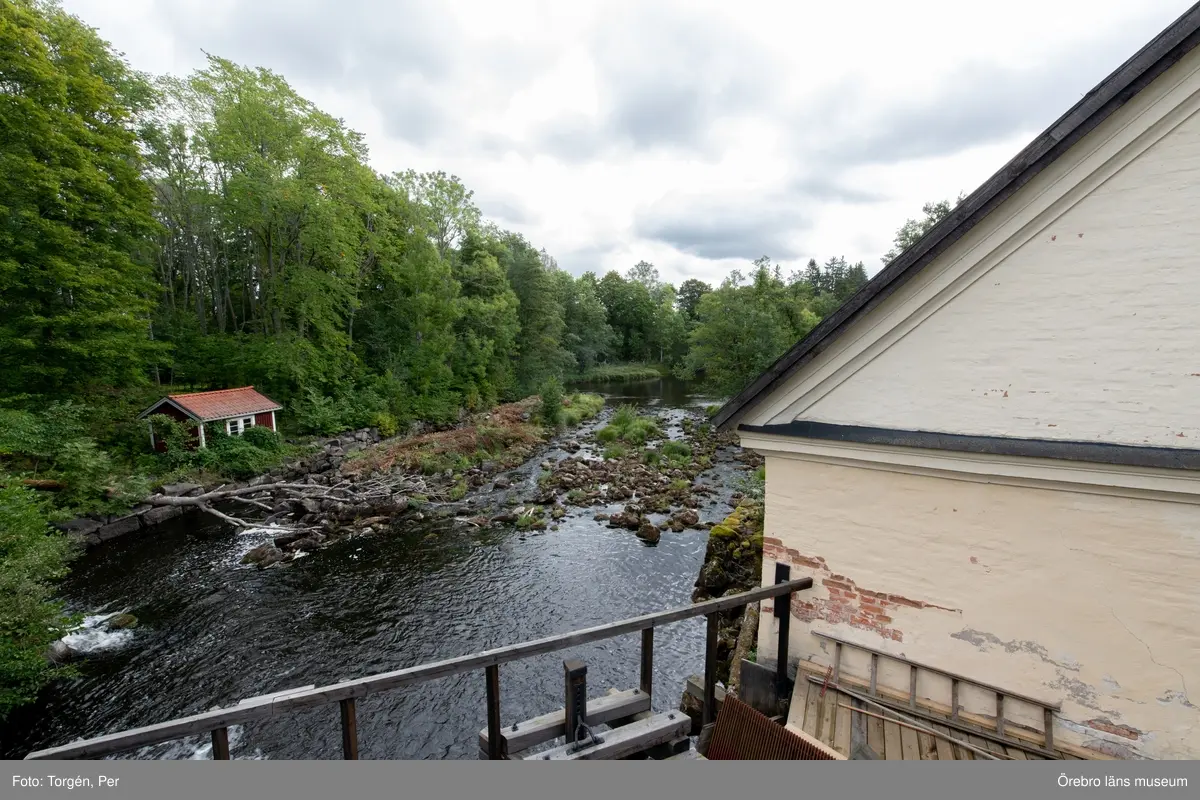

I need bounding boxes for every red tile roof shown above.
[141,387,283,422]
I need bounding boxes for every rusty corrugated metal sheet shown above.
[705,695,841,760]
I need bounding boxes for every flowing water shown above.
[0,377,746,760]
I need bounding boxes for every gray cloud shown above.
[149,0,556,147]
[634,193,809,261]
[524,4,782,163]
[807,22,1169,167]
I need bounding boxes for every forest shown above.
[0,0,953,717]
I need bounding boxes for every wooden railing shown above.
[25,572,812,761]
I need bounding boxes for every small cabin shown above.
[138,387,283,451]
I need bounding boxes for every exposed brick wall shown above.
[763,537,961,643]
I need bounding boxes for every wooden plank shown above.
[818,689,837,745]
[899,725,921,761]
[806,675,1056,759]
[479,689,650,754]
[802,683,821,737]
[883,720,903,760]
[834,695,852,757]
[339,699,358,760]
[531,713,691,761]
[810,631,1061,710]
[931,724,956,761]
[1006,747,1028,760]
[866,711,885,759]
[917,731,938,760]
[967,733,997,758]
[26,578,813,761]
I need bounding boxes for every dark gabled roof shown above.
[715,2,1200,432]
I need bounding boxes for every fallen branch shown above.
[144,473,434,532]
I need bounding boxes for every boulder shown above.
[242,544,285,568]
[677,508,700,527]
[593,513,610,522]
[636,521,661,544]
[273,532,308,550]
[298,497,321,515]
[493,475,512,490]
[108,613,138,630]
[98,514,142,541]
[56,518,101,537]
[142,505,183,526]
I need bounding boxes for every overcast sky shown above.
[64,0,1191,287]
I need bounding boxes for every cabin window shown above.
[226,416,255,436]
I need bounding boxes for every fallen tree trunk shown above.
[145,474,436,531]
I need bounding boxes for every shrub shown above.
[539,379,564,427]
[561,394,605,427]
[294,389,349,436]
[662,440,692,460]
[602,443,629,460]
[595,426,619,444]
[642,449,662,466]
[595,405,661,446]
[203,430,277,480]
[369,411,400,439]
[0,481,80,719]
[241,425,283,453]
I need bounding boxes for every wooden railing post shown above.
[210,728,230,760]
[340,698,359,760]
[702,613,720,728]
[485,665,503,760]
[774,563,792,699]
[639,627,654,701]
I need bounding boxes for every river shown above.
[0,377,745,760]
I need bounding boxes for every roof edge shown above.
[739,421,1200,471]
[714,3,1200,432]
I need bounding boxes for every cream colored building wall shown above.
[754,453,1200,760]
[739,43,1200,450]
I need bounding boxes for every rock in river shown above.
[636,521,661,544]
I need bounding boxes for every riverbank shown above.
[1,377,749,761]
[573,363,670,383]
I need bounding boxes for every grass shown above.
[602,443,629,460]
[574,363,668,383]
[560,393,605,427]
[596,405,661,446]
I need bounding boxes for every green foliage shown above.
[681,256,866,397]
[240,425,282,453]
[882,195,965,265]
[642,449,662,467]
[560,393,604,427]
[539,378,564,427]
[596,406,661,446]
[735,464,766,502]
[448,480,468,501]
[0,0,161,396]
[0,479,80,719]
[602,443,629,460]
[369,412,400,439]
[575,363,664,383]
